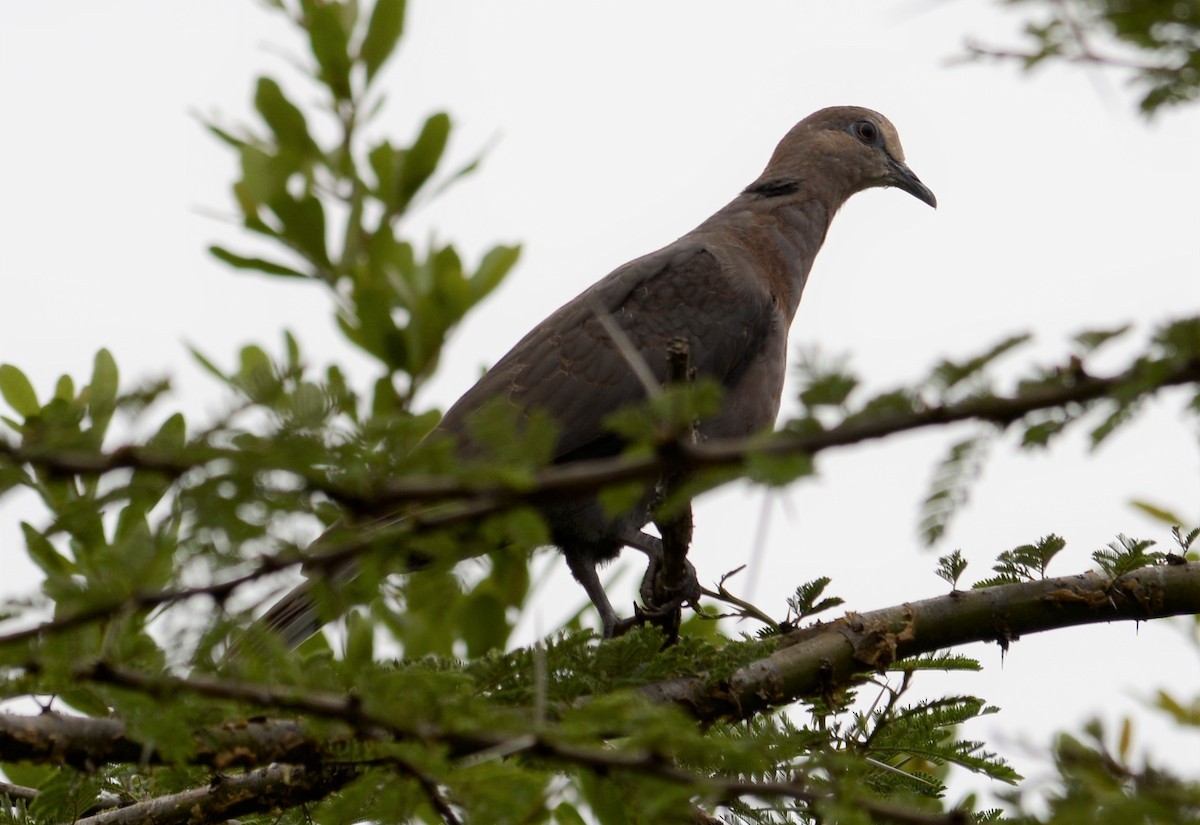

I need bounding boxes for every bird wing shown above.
[437,242,778,462]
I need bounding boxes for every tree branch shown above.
[6,564,1193,761]
[3,354,1196,516]
[643,561,1200,720]
[2,355,1194,651]
[71,763,356,825]
[7,561,1192,824]
[0,712,329,771]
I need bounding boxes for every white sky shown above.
[2,0,1199,810]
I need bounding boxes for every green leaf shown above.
[0,761,56,793]
[53,374,75,402]
[237,344,279,401]
[254,77,318,155]
[935,549,968,588]
[360,0,406,83]
[29,767,103,821]
[21,522,75,580]
[1130,498,1186,526]
[268,193,330,268]
[345,609,375,669]
[307,2,353,100]
[930,332,1032,393]
[1093,534,1162,577]
[458,590,510,656]
[431,244,468,314]
[187,344,230,384]
[552,803,590,825]
[368,140,396,201]
[149,413,186,452]
[919,434,990,545]
[0,364,39,416]
[89,348,118,412]
[744,449,815,486]
[203,121,246,150]
[890,652,982,672]
[237,144,296,206]
[209,245,310,279]
[398,112,450,205]
[469,244,520,304]
[1075,324,1132,354]
[787,577,844,619]
[1153,689,1200,726]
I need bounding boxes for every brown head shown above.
[747,106,936,209]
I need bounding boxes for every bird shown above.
[257,105,936,646]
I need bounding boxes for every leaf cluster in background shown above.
[207,0,520,405]
[969,0,1200,115]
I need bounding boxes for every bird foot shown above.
[639,557,702,609]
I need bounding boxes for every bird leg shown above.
[565,552,625,639]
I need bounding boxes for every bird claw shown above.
[639,557,702,609]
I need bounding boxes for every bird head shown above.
[754,106,937,209]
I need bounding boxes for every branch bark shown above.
[0,712,328,771]
[71,763,356,825]
[4,564,1195,769]
[644,561,1200,720]
[3,562,1193,823]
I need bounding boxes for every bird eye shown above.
[852,120,879,145]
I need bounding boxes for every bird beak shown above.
[886,156,937,208]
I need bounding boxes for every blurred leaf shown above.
[0,761,56,793]
[22,522,75,580]
[268,193,330,268]
[1075,324,1132,354]
[744,449,814,486]
[1154,689,1200,726]
[458,590,510,657]
[53,374,75,402]
[0,364,39,417]
[254,77,319,156]
[398,112,450,206]
[360,0,406,83]
[86,348,119,443]
[306,2,353,100]
[345,609,375,670]
[930,333,1031,394]
[368,139,397,204]
[1130,499,1186,526]
[919,434,990,545]
[187,344,230,383]
[209,245,310,279]
[237,144,296,206]
[204,121,246,150]
[469,244,520,304]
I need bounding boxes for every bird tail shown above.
[232,512,414,655]
[257,577,328,650]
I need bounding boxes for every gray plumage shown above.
[258,105,935,645]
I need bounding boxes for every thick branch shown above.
[644,561,1200,720]
[7,564,1194,763]
[71,763,355,825]
[5,564,1192,823]
[0,712,328,771]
